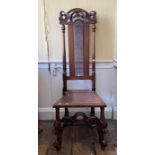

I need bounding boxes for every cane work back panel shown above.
[73,20,85,76]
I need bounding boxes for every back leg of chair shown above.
[90,107,95,116]
[65,107,69,117]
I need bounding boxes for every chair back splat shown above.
[59,8,97,95]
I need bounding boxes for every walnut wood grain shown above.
[53,90,106,108]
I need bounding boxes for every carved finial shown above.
[59,11,67,24]
[90,11,97,24]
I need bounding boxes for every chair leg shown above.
[97,125,107,149]
[65,107,69,117]
[90,107,95,116]
[100,107,108,130]
[53,108,62,151]
[100,107,108,149]
[87,116,107,150]
[62,108,71,128]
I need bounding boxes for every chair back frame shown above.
[59,8,97,95]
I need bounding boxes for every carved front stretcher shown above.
[52,8,108,151]
[53,90,108,150]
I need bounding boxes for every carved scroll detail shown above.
[59,8,97,24]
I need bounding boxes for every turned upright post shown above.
[92,24,96,91]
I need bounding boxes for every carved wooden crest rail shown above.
[59,8,96,24]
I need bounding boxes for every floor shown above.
[38,120,117,155]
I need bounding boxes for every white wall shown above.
[38,0,117,120]
[38,60,117,120]
[38,0,48,60]
[38,0,117,61]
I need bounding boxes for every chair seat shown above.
[53,90,106,108]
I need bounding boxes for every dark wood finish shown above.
[65,107,69,117]
[59,8,97,94]
[53,8,107,151]
[90,107,95,116]
[53,108,62,150]
[100,107,104,119]
[92,24,96,91]
[62,112,107,149]
[62,24,67,94]
[53,90,106,108]
[68,24,75,76]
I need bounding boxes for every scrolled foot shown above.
[53,120,62,151]
[100,140,107,150]
[53,141,61,151]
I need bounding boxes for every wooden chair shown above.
[53,8,107,150]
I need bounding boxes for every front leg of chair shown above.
[65,107,69,117]
[100,107,108,133]
[100,107,108,149]
[87,116,107,150]
[90,107,95,116]
[97,124,107,149]
[53,108,62,151]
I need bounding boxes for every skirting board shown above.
[38,107,116,120]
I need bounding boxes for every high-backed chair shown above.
[53,8,107,150]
